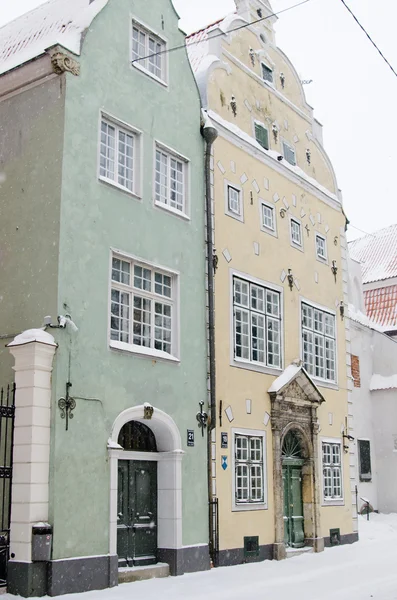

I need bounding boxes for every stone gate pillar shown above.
[272,414,285,560]
[7,329,57,597]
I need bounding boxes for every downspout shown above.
[201,112,218,566]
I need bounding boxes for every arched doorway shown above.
[108,405,183,572]
[282,430,305,548]
[117,422,158,567]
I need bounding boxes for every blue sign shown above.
[221,455,228,470]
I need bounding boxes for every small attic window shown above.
[261,63,273,84]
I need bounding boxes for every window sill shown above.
[225,209,244,223]
[232,502,267,512]
[110,340,180,363]
[290,241,304,252]
[316,255,329,265]
[260,225,278,238]
[311,377,338,391]
[154,200,190,221]
[131,63,168,88]
[322,499,344,507]
[99,177,142,200]
[231,358,282,377]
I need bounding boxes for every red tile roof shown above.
[349,224,397,284]
[364,285,397,330]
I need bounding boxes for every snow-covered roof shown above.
[268,363,324,403]
[186,17,230,75]
[370,374,397,392]
[364,285,397,331]
[0,0,108,76]
[348,303,387,334]
[348,224,397,284]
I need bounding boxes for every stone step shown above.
[118,562,170,584]
[286,546,314,559]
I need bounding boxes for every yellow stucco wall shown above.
[206,16,354,553]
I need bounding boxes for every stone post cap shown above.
[7,328,56,347]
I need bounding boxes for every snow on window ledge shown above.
[154,200,190,221]
[131,62,168,87]
[110,340,180,363]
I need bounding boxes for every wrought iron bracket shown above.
[58,382,76,431]
[196,401,208,437]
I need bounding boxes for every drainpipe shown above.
[201,112,218,566]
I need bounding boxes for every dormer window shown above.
[282,141,296,166]
[132,20,167,84]
[261,63,273,84]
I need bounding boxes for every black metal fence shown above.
[0,384,15,587]
[209,496,219,567]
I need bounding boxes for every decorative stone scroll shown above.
[51,52,80,76]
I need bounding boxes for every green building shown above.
[0,0,209,595]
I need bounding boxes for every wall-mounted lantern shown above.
[306,148,311,165]
[196,401,209,437]
[280,72,285,89]
[230,95,237,117]
[331,260,338,282]
[249,48,255,67]
[287,269,294,291]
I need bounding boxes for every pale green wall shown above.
[0,77,65,383]
[49,0,208,558]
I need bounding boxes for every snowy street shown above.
[11,514,397,600]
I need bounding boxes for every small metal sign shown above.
[221,432,228,449]
[221,456,228,471]
[187,430,195,447]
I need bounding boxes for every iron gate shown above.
[0,384,15,587]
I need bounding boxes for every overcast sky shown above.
[1,0,396,240]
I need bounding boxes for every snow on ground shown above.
[9,514,397,600]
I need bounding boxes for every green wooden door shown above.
[117,460,158,567]
[282,463,304,548]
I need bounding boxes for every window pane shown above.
[314,309,324,333]
[302,304,313,329]
[322,443,331,465]
[262,204,274,230]
[100,121,115,180]
[323,466,332,498]
[324,313,335,338]
[133,296,151,347]
[118,130,134,191]
[155,150,168,205]
[148,37,163,78]
[234,278,249,307]
[314,334,325,378]
[251,285,265,313]
[251,313,265,363]
[267,317,280,368]
[262,63,273,83]
[266,291,279,317]
[235,309,250,360]
[134,265,152,291]
[236,464,249,501]
[112,258,131,285]
[302,330,314,375]
[228,186,240,215]
[250,437,262,462]
[250,464,263,501]
[170,158,184,211]
[132,26,146,61]
[110,288,130,343]
[154,302,172,354]
[235,436,248,461]
[325,338,336,381]
[154,272,172,298]
[291,219,301,245]
[332,466,342,497]
[316,235,327,259]
[283,142,296,166]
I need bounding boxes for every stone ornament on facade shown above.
[51,52,80,76]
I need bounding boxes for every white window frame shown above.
[253,119,270,151]
[315,233,328,263]
[230,269,283,376]
[321,437,344,506]
[98,113,142,198]
[153,141,190,219]
[224,179,244,222]
[108,250,180,362]
[261,62,274,86]
[282,139,296,166]
[300,297,338,387]
[131,17,168,86]
[259,199,277,238]
[289,216,303,250]
[232,428,268,511]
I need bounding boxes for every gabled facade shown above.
[188,0,357,565]
[0,0,209,595]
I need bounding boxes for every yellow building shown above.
[188,0,357,565]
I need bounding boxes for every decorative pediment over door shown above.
[268,363,325,405]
